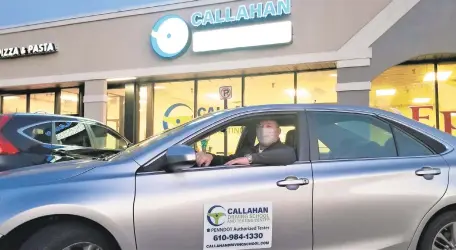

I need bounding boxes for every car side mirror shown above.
[164,145,196,173]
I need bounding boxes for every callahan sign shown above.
[0,42,57,59]
[190,0,291,27]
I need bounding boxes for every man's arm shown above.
[209,146,252,166]
[210,154,236,166]
[251,146,297,165]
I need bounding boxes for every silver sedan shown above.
[0,104,456,250]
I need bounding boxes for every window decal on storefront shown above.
[0,42,57,59]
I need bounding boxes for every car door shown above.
[134,111,313,250]
[307,110,450,250]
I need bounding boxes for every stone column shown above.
[336,59,372,106]
[83,79,108,123]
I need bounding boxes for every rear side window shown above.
[309,111,397,160]
[55,122,91,147]
[23,122,53,144]
[391,126,434,157]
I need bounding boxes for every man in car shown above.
[196,120,297,166]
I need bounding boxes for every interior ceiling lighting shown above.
[330,73,337,77]
[60,95,78,102]
[3,96,19,100]
[285,88,311,98]
[107,77,137,82]
[412,97,431,104]
[206,93,220,100]
[375,89,396,96]
[423,71,452,82]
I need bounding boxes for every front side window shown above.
[186,114,299,166]
[90,124,128,150]
[309,112,397,160]
[54,121,91,147]
[23,122,53,144]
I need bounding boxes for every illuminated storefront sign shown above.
[410,106,456,134]
[150,0,292,58]
[190,0,291,27]
[0,42,57,59]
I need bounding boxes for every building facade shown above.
[0,0,455,152]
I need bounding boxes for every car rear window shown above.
[23,122,53,144]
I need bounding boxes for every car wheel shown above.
[419,211,456,250]
[19,221,116,250]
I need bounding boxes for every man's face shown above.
[256,120,281,146]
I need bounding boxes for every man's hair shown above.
[261,119,280,128]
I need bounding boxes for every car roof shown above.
[227,103,384,113]
[5,112,102,124]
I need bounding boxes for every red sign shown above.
[410,106,456,134]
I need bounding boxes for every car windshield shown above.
[109,110,226,159]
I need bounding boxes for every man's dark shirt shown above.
[210,140,297,166]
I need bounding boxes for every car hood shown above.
[0,159,105,189]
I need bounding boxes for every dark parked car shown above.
[0,113,131,170]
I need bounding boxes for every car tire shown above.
[19,221,116,250]
[418,211,456,250]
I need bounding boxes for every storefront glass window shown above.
[370,64,437,128]
[196,78,242,155]
[297,70,337,103]
[138,85,154,141]
[60,88,79,115]
[437,63,456,135]
[153,81,195,136]
[107,88,125,136]
[2,95,26,113]
[30,93,55,114]
[244,73,294,106]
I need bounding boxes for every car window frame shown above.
[138,110,310,174]
[86,122,130,150]
[307,110,442,163]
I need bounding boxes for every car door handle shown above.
[415,167,441,180]
[415,167,441,176]
[277,176,309,188]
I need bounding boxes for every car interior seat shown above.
[285,129,297,153]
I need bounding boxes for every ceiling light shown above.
[330,73,337,77]
[285,89,311,98]
[107,77,137,82]
[423,71,452,82]
[155,85,165,89]
[206,93,219,100]
[412,97,431,104]
[3,96,19,100]
[60,95,78,102]
[375,89,396,96]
